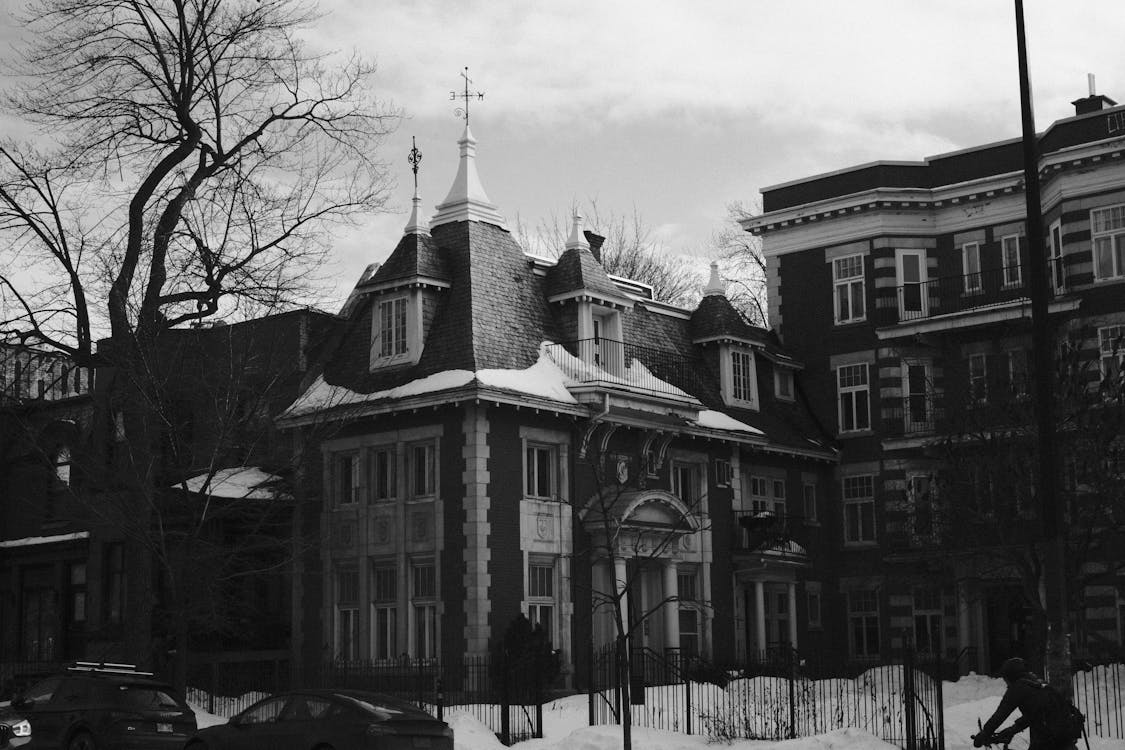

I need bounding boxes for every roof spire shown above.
[565,210,590,251]
[451,66,484,126]
[404,136,429,236]
[703,260,726,297]
[432,68,507,230]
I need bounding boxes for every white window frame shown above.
[833,255,866,325]
[370,294,420,369]
[677,566,701,656]
[902,361,931,432]
[848,588,880,659]
[775,367,795,401]
[370,563,397,661]
[721,346,759,409]
[912,587,943,657]
[896,248,929,318]
[969,353,988,404]
[1049,220,1066,293]
[771,478,787,515]
[843,474,876,545]
[333,452,361,506]
[1001,234,1022,287]
[748,474,770,514]
[962,242,982,294]
[408,442,436,499]
[802,480,818,523]
[672,461,703,508]
[527,557,557,645]
[336,569,360,661]
[837,363,871,433]
[367,445,396,503]
[1091,204,1125,281]
[525,443,557,500]
[581,306,624,376]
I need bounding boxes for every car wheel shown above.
[68,732,97,750]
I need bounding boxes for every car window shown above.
[114,684,182,710]
[238,697,286,725]
[22,676,63,704]
[280,695,339,721]
[55,679,91,703]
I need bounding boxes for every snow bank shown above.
[694,409,764,435]
[177,466,283,500]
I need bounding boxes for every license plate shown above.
[157,723,173,733]
[413,739,431,748]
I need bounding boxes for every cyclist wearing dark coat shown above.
[974,657,1077,750]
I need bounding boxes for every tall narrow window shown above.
[54,447,72,486]
[672,462,700,506]
[806,582,822,629]
[775,368,794,400]
[896,249,928,319]
[371,565,397,660]
[335,453,359,505]
[677,568,700,657]
[730,349,757,406]
[962,242,982,293]
[802,481,817,522]
[410,443,436,498]
[843,475,876,544]
[336,569,359,661]
[1001,235,1022,287]
[908,475,935,541]
[903,362,930,432]
[527,560,556,644]
[1099,326,1125,388]
[1007,350,1029,398]
[837,363,870,433]
[378,297,409,357]
[1049,220,1066,293]
[368,447,395,502]
[771,479,787,515]
[749,475,770,514]
[525,444,556,499]
[68,562,87,626]
[969,354,988,403]
[833,255,866,324]
[411,563,437,659]
[105,543,124,625]
[912,588,943,656]
[1091,205,1125,281]
[848,589,880,658]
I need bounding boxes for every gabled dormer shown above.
[363,189,450,371]
[545,213,635,374]
[690,262,771,411]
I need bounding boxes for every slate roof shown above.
[545,246,626,300]
[690,294,768,344]
[363,233,449,288]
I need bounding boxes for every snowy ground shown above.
[189,671,1125,750]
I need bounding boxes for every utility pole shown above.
[1013,0,1070,692]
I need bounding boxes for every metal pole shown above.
[1013,0,1069,692]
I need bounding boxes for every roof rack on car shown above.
[65,661,154,676]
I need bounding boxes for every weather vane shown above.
[407,136,422,190]
[450,66,484,124]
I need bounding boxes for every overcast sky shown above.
[3,0,1124,309]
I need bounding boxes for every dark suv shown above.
[0,662,196,750]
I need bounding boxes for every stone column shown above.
[663,560,680,653]
[754,579,767,653]
[787,581,798,648]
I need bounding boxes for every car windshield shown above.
[115,685,182,710]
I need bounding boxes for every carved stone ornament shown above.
[412,511,430,541]
[616,456,629,485]
[536,513,553,540]
[375,516,391,544]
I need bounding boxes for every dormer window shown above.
[576,302,624,376]
[775,368,795,401]
[721,345,759,409]
[370,292,423,369]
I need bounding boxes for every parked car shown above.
[0,662,196,750]
[184,689,454,750]
[1,713,32,749]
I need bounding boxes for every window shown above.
[678,568,699,656]
[54,447,72,486]
[806,583,822,629]
[336,569,359,661]
[848,589,880,658]
[371,565,397,660]
[105,543,124,625]
[368,447,395,502]
[903,362,930,431]
[1001,234,1022,286]
[409,443,436,498]
[969,354,988,403]
[896,249,928,318]
[334,453,359,506]
[1049,220,1066,293]
[833,255,866,324]
[771,479,787,514]
[241,696,287,725]
[837,363,870,433]
[525,444,556,499]
[411,563,437,658]
[672,462,701,506]
[1091,205,1125,281]
[912,588,943,656]
[962,242,982,293]
[748,475,770,514]
[843,475,876,544]
[589,309,624,375]
[1007,350,1029,397]
[527,560,556,644]
[729,349,758,407]
[68,563,86,625]
[1099,326,1125,387]
[803,481,817,522]
[775,368,795,400]
[714,459,732,487]
[907,475,935,542]
[377,297,409,358]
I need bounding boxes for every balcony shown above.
[731,511,808,559]
[882,395,947,439]
[544,339,706,402]
[873,263,1061,328]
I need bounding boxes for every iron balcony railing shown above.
[883,395,947,437]
[874,263,1060,326]
[544,338,706,400]
[731,511,808,554]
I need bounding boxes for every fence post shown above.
[903,648,917,750]
[500,649,511,746]
[788,647,797,739]
[208,661,217,715]
[684,662,692,736]
[535,661,544,739]
[588,644,595,727]
[436,677,444,722]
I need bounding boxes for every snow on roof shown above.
[693,410,765,435]
[543,343,693,399]
[476,354,578,403]
[177,466,284,500]
[0,531,90,548]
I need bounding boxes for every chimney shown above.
[1072,73,1117,116]
[584,230,606,263]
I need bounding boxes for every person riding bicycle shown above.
[973,657,1078,750]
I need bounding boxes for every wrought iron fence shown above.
[544,339,707,400]
[1072,661,1125,739]
[731,512,809,553]
[874,265,1055,326]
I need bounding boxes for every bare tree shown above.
[516,201,704,307]
[711,201,768,327]
[0,0,397,664]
